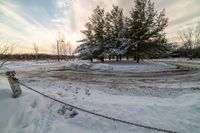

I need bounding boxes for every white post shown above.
[6,71,22,98]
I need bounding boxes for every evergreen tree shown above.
[77,0,169,63]
[142,35,172,58]
[77,6,106,62]
[120,17,134,60]
[76,22,94,62]
[128,0,168,63]
[90,6,106,62]
[105,5,125,61]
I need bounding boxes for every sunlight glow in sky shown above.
[0,0,200,53]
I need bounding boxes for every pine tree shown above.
[77,0,169,63]
[141,35,172,58]
[128,0,168,63]
[90,6,106,62]
[105,5,125,61]
[77,6,106,62]
[120,17,134,60]
[76,22,94,62]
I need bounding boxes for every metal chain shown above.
[17,79,180,133]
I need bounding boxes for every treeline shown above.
[76,0,171,63]
[173,23,200,59]
[0,54,75,61]
[174,47,200,58]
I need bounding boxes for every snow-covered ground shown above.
[0,59,200,133]
[64,59,177,72]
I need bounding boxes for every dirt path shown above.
[13,61,200,98]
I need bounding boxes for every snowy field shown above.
[0,59,200,133]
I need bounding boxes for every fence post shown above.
[6,71,22,98]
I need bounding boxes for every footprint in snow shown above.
[31,100,37,108]
[58,105,78,119]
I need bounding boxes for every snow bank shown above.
[153,58,200,64]
[91,63,113,71]
[1,59,177,73]
[64,60,176,73]
[65,60,113,72]
[65,60,92,71]
[111,63,174,73]
[0,60,64,72]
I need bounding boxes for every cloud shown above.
[0,0,200,53]
[0,1,58,52]
[155,0,200,42]
[69,0,200,42]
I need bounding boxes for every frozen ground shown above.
[0,59,200,133]
[64,59,177,73]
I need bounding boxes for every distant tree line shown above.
[173,47,200,59]
[76,0,171,63]
[0,54,75,61]
[0,40,74,67]
[0,42,15,68]
[173,23,200,59]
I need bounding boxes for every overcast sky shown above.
[0,0,200,53]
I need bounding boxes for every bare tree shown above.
[33,43,39,61]
[56,33,64,61]
[179,27,193,49]
[61,42,72,55]
[68,42,72,56]
[56,32,73,60]
[59,40,67,56]
[179,23,200,59]
[194,23,200,48]
[0,42,15,68]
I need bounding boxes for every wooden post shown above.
[6,71,22,98]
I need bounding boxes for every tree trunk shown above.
[134,53,137,61]
[109,56,111,60]
[116,55,119,62]
[119,55,122,60]
[126,55,129,60]
[90,58,93,62]
[135,41,140,63]
[189,51,193,60]
[136,55,140,63]
[100,57,104,62]
[36,55,38,61]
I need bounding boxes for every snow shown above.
[1,59,200,133]
[91,63,114,71]
[64,59,176,72]
[107,61,176,73]
[64,60,114,71]
[65,60,92,71]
